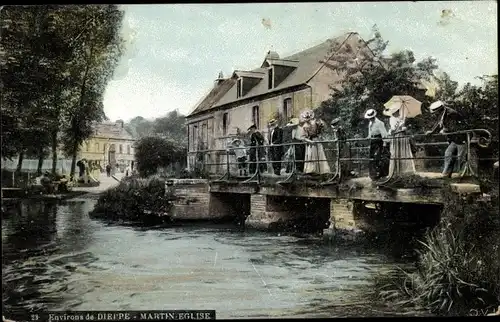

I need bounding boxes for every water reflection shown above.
[2,200,99,316]
[2,200,421,318]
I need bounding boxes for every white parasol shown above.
[383,95,422,119]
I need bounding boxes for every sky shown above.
[102,1,498,122]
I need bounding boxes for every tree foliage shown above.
[1,5,125,177]
[315,25,497,154]
[125,110,187,145]
[134,136,186,177]
[316,25,440,138]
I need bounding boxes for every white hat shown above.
[364,109,377,119]
[429,100,445,112]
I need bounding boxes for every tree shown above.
[1,5,124,177]
[134,136,186,177]
[315,26,439,138]
[0,6,63,170]
[58,5,125,178]
[151,110,187,146]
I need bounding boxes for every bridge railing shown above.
[187,129,494,185]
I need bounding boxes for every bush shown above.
[377,187,500,316]
[90,176,174,224]
[134,136,187,178]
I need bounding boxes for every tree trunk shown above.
[16,151,24,173]
[51,129,58,175]
[70,142,79,179]
[37,153,44,175]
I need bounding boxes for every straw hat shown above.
[247,124,256,131]
[429,100,445,112]
[231,138,242,145]
[330,117,341,126]
[268,118,277,126]
[287,117,300,126]
[364,109,377,119]
[300,110,314,121]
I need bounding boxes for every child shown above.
[231,139,248,176]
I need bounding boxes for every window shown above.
[194,125,198,149]
[119,144,123,154]
[127,145,131,155]
[236,78,243,98]
[252,106,260,129]
[283,98,292,121]
[86,143,90,152]
[95,143,99,152]
[222,113,229,136]
[268,67,274,89]
[104,143,107,152]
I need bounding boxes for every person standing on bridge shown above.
[425,100,466,178]
[268,118,284,176]
[384,107,416,178]
[301,110,330,175]
[247,124,266,174]
[364,109,389,180]
[330,117,353,179]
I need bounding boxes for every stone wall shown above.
[167,179,211,220]
[246,194,294,230]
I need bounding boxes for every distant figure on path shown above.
[364,109,389,180]
[268,118,283,175]
[247,124,266,174]
[425,100,466,178]
[105,164,111,177]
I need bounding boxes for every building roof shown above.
[93,121,135,141]
[187,32,365,118]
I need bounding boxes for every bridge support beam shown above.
[245,194,292,230]
[324,199,366,242]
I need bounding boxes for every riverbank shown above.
[373,186,500,316]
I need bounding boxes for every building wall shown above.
[186,87,313,172]
[80,137,136,168]
[308,34,369,108]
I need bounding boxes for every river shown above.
[2,199,423,319]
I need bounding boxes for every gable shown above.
[188,32,376,118]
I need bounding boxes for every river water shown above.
[2,199,422,319]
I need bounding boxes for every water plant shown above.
[375,186,500,316]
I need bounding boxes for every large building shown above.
[185,32,376,173]
[80,120,136,170]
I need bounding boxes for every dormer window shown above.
[268,67,274,89]
[236,78,243,98]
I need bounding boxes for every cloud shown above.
[103,2,497,121]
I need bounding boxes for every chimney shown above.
[116,120,124,128]
[214,71,224,87]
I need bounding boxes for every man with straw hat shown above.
[268,118,283,175]
[425,100,466,178]
[364,109,389,179]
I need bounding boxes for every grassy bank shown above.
[375,186,500,316]
[90,175,174,224]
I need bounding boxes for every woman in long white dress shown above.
[300,110,331,175]
[386,108,416,178]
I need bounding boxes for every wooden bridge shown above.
[171,129,495,238]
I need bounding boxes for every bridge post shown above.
[323,199,365,242]
[245,194,292,230]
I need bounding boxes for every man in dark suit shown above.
[268,118,284,175]
[248,124,266,174]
